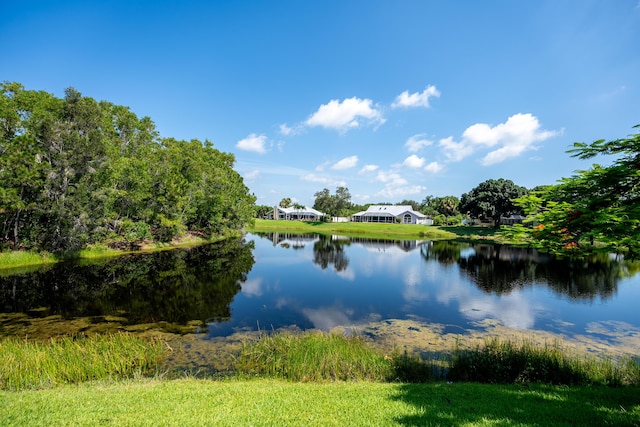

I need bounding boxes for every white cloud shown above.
[315,161,331,172]
[358,164,379,174]
[243,170,260,180]
[236,133,268,154]
[392,85,440,109]
[402,155,425,168]
[301,173,347,187]
[404,134,433,152]
[332,155,358,170]
[376,185,426,199]
[439,113,559,165]
[279,123,303,136]
[439,136,470,162]
[305,97,385,132]
[375,170,408,186]
[424,161,444,174]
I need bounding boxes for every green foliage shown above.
[508,124,640,257]
[0,82,255,253]
[313,186,352,217]
[459,179,528,227]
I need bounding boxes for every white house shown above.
[351,205,429,225]
[267,206,326,221]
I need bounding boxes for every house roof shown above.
[352,205,425,218]
[276,206,326,216]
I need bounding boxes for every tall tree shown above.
[459,179,528,227]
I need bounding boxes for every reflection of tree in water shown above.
[457,244,628,300]
[312,235,350,272]
[0,238,255,325]
[420,241,469,264]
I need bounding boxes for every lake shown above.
[2,232,640,368]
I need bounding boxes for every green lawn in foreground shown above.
[2,378,638,426]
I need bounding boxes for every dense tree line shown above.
[0,82,256,253]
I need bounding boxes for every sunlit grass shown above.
[0,334,165,391]
[248,219,458,240]
[1,379,638,426]
[0,250,57,269]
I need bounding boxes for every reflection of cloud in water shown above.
[240,278,263,297]
[335,268,355,281]
[302,306,355,331]
[437,278,536,330]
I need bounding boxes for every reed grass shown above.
[448,338,640,386]
[235,330,396,382]
[0,334,165,391]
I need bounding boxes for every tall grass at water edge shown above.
[234,330,440,382]
[235,331,640,386]
[448,338,640,386]
[0,334,165,391]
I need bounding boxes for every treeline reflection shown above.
[422,241,638,300]
[0,238,254,326]
[258,232,637,300]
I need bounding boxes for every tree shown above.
[509,124,640,257]
[279,198,292,208]
[399,199,421,212]
[459,179,528,227]
[0,82,256,252]
[312,187,352,217]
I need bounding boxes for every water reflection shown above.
[0,238,254,336]
[2,233,639,348]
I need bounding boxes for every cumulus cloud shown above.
[301,173,347,187]
[424,161,444,174]
[439,136,469,162]
[392,85,440,109]
[236,133,268,154]
[358,164,379,174]
[306,97,385,132]
[375,170,408,186]
[402,155,425,168]
[439,113,559,165]
[332,155,358,170]
[404,134,433,152]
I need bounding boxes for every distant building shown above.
[266,206,326,221]
[500,214,525,225]
[351,205,429,225]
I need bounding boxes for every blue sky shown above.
[2,1,639,207]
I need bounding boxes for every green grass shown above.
[248,219,460,240]
[0,334,165,391]
[0,250,57,269]
[1,378,638,426]
[1,332,640,425]
[449,338,640,386]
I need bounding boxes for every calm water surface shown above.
[2,232,640,353]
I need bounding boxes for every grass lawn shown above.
[247,219,505,242]
[2,378,638,426]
